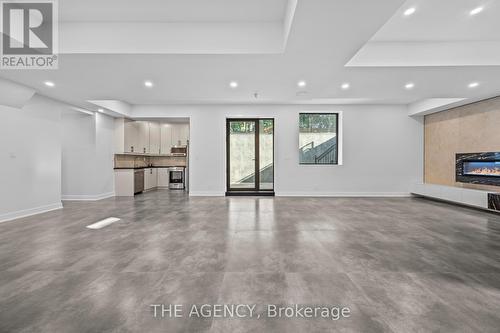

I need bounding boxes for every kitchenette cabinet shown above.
[180,124,189,146]
[124,120,149,153]
[144,168,158,191]
[161,123,189,151]
[124,119,137,153]
[171,124,189,147]
[116,119,189,155]
[158,168,170,187]
[149,122,161,155]
[137,121,150,154]
[160,124,173,154]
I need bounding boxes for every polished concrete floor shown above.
[1,190,500,332]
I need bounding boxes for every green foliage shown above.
[260,119,274,134]
[229,120,274,134]
[230,121,254,134]
[299,113,337,133]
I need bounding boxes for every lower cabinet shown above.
[114,169,135,197]
[144,168,158,191]
[158,168,169,187]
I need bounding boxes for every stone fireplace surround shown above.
[424,96,500,192]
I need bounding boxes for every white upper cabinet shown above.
[149,122,161,155]
[171,124,190,147]
[171,125,181,147]
[160,124,173,154]
[136,121,150,154]
[179,124,190,146]
[124,120,149,153]
[124,119,139,153]
[119,120,189,154]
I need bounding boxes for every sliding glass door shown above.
[226,119,274,194]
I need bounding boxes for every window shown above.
[299,113,338,164]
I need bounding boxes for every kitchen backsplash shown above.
[114,154,186,168]
[153,156,186,167]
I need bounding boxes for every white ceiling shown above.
[57,0,293,55]
[348,0,500,67]
[373,0,500,41]
[2,0,500,110]
[60,0,289,22]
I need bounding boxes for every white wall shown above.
[0,95,63,222]
[61,112,115,200]
[0,92,116,222]
[132,104,424,196]
[94,113,115,196]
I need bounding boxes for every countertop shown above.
[114,166,185,170]
[115,153,186,157]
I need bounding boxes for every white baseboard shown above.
[61,192,115,201]
[189,191,225,197]
[0,202,63,224]
[275,192,412,197]
[189,191,411,197]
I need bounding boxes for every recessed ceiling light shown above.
[44,81,55,87]
[229,81,238,88]
[297,80,307,88]
[470,6,484,16]
[97,108,104,113]
[144,80,154,88]
[468,82,479,88]
[404,7,416,16]
[405,82,415,90]
[341,83,350,90]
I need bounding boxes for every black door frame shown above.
[226,118,275,196]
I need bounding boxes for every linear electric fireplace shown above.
[463,161,500,177]
[456,152,500,186]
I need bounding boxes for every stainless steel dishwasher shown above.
[134,169,144,194]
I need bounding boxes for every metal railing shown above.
[300,141,314,152]
[315,144,337,164]
[236,162,274,184]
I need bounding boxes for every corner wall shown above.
[0,95,63,222]
[61,112,115,200]
[0,93,116,222]
[133,104,423,196]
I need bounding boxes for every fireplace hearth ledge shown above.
[410,183,500,212]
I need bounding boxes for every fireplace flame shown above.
[467,167,500,176]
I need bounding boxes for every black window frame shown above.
[298,112,339,165]
[226,118,275,194]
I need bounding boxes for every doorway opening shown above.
[226,118,274,196]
